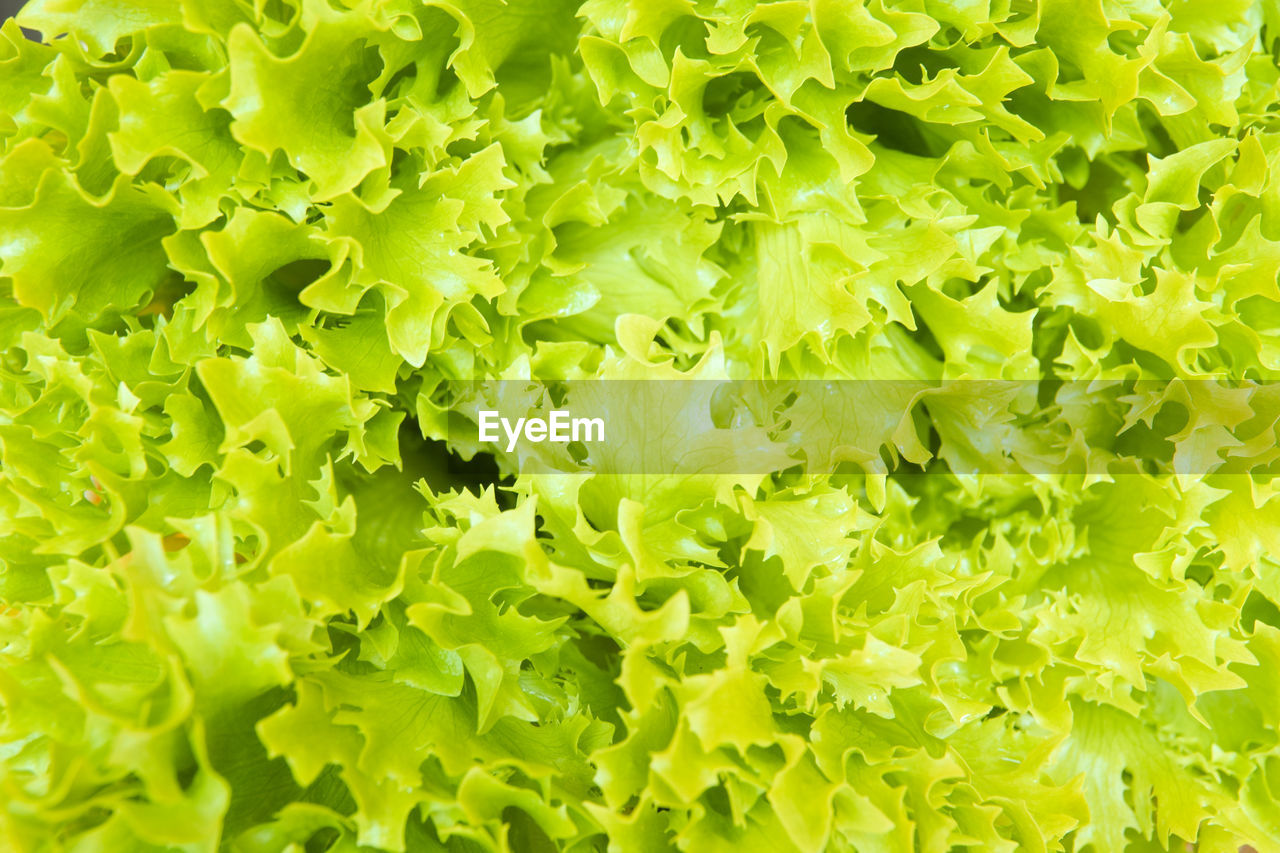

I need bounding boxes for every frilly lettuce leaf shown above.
[5,0,1280,851]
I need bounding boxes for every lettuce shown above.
[3,0,1280,850]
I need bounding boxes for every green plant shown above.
[3,0,1280,850]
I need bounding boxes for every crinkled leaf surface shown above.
[4,1,1280,851]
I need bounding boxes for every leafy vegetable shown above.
[3,0,1280,850]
